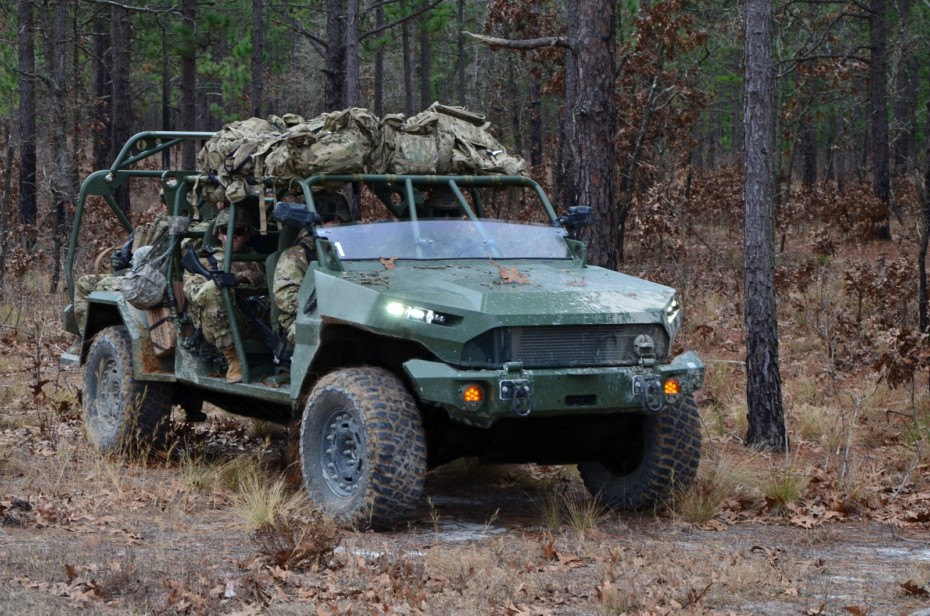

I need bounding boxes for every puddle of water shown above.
[428,520,507,543]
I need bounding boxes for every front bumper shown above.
[403,351,704,428]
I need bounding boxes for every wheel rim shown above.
[91,355,122,435]
[320,408,363,498]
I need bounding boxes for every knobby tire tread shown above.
[300,367,426,530]
[83,325,172,455]
[579,396,701,510]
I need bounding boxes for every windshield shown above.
[317,220,572,261]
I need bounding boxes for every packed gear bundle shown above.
[197,103,526,203]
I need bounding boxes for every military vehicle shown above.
[64,131,704,529]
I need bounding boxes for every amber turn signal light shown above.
[462,384,484,411]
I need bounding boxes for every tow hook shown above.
[501,380,533,416]
[633,375,664,413]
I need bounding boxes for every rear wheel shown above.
[299,367,426,530]
[82,325,172,455]
[578,396,701,509]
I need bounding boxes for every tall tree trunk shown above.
[92,11,111,171]
[418,0,432,108]
[251,0,264,117]
[17,0,37,235]
[509,58,522,154]
[402,14,415,116]
[730,49,742,163]
[743,0,786,451]
[800,78,818,189]
[564,0,617,270]
[456,0,466,105]
[46,0,75,293]
[344,0,360,107]
[325,0,346,111]
[180,0,197,170]
[528,80,543,169]
[110,4,132,215]
[918,98,930,334]
[892,0,916,173]
[373,2,384,117]
[0,123,13,296]
[837,108,847,192]
[870,0,891,239]
[161,26,172,168]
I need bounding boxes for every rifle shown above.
[181,246,290,364]
[273,201,322,230]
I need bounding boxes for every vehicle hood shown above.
[317,260,676,327]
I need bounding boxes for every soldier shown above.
[72,212,167,331]
[184,207,265,383]
[273,193,350,345]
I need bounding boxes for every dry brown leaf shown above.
[498,265,532,285]
[901,580,929,596]
[379,256,397,270]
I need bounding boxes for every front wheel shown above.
[82,325,172,455]
[578,396,701,510]
[299,367,427,530]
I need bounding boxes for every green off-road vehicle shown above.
[65,131,704,529]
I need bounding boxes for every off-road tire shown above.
[578,396,701,510]
[299,367,426,530]
[82,325,172,456]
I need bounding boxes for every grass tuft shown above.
[760,467,808,513]
[232,470,308,531]
[534,489,608,532]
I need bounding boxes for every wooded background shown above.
[1,0,929,417]
[1,0,926,266]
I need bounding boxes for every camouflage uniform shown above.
[74,274,124,330]
[183,209,265,349]
[273,194,350,344]
[273,229,313,345]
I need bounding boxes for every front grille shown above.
[461,324,669,368]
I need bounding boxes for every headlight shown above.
[386,301,448,325]
[665,296,681,325]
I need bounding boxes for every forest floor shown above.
[2,225,930,615]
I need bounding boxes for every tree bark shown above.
[325,0,346,111]
[456,0,466,105]
[46,0,75,293]
[870,0,891,239]
[251,0,264,117]
[743,0,786,452]
[110,3,132,214]
[180,0,197,169]
[92,10,112,171]
[529,80,542,169]
[345,0,360,107]
[564,0,617,270]
[17,0,37,234]
[918,98,930,334]
[373,2,384,117]
[402,13,415,116]
[418,0,432,109]
[892,0,916,173]
[161,25,172,168]
[800,78,818,189]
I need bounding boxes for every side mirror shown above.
[557,205,594,230]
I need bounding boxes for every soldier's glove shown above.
[110,251,130,273]
[214,272,238,288]
[109,236,134,273]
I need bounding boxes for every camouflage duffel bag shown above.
[121,246,168,309]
